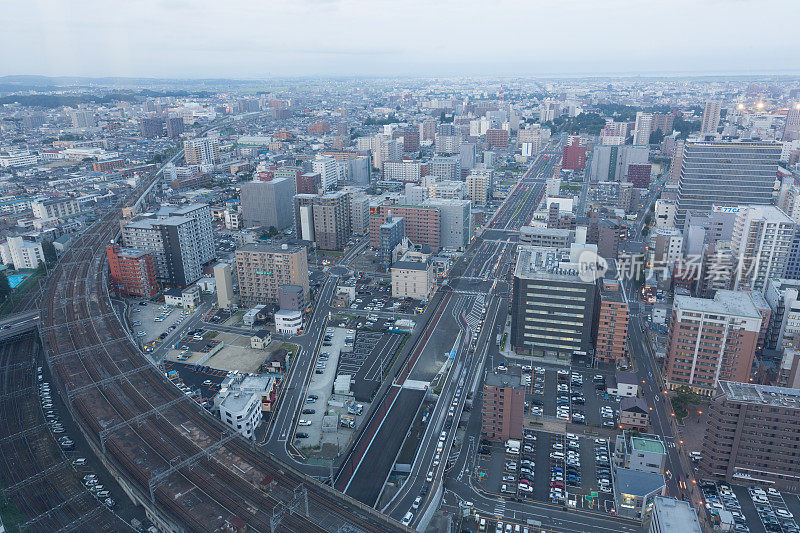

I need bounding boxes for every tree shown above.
[648,129,665,145]
[0,272,10,301]
[41,240,57,264]
[670,386,701,420]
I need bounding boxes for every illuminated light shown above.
[737,103,745,110]
[757,102,765,109]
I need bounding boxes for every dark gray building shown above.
[140,117,164,138]
[511,246,598,357]
[278,284,305,312]
[378,215,404,268]
[240,178,296,230]
[165,116,185,138]
[676,142,781,226]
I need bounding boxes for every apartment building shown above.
[235,243,309,307]
[664,290,763,395]
[183,135,220,165]
[595,277,630,366]
[701,100,723,134]
[422,198,471,250]
[649,497,701,533]
[701,381,800,491]
[730,205,796,293]
[369,204,440,253]
[466,170,492,205]
[633,112,654,145]
[121,203,214,287]
[481,372,524,442]
[106,244,158,298]
[293,191,352,250]
[32,197,81,219]
[0,236,44,270]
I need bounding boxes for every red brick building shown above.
[307,120,331,134]
[403,128,420,152]
[485,128,509,149]
[481,372,524,442]
[297,172,322,195]
[627,164,652,188]
[561,137,587,171]
[93,158,126,172]
[106,244,158,298]
[368,204,440,253]
[595,278,630,366]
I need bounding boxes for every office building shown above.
[614,432,667,474]
[404,183,429,205]
[485,129,509,149]
[350,194,370,235]
[783,106,800,142]
[664,290,763,395]
[369,204,440,252]
[595,277,630,366]
[235,243,309,307]
[511,246,598,357]
[701,100,723,134]
[106,244,158,298]
[391,256,435,301]
[121,203,215,287]
[184,135,220,165]
[32,197,82,219]
[701,381,800,491]
[377,215,405,268]
[423,198,471,250]
[539,99,560,123]
[613,468,665,521]
[430,180,464,201]
[240,178,295,230]
[278,285,305,312]
[519,226,575,248]
[214,262,236,308]
[676,142,781,225]
[481,372,524,442]
[296,172,322,195]
[215,373,277,440]
[590,145,648,182]
[633,112,653,145]
[0,236,45,270]
[429,155,461,181]
[649,497,702,533]
[654,200,676,228]
[730,205,796,292]
[165,116,184,138]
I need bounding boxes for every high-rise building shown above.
[429,155,461,181]
[350,194,370,235]
[676,142,781,225]
[595,277,630,366]
[106,244,158,298]
[378,215,404,268]
[69,109,95,128]
[434,134,462,154]
[402,127,420,152]
[373,137,402,173]
[511,246,598,357]
[240,178,296,230]
[627,164,651,188]
[589,145,648,183]
[466,170,493,206]
[664,290,763,395]
[539,99,560,123]
[384,160,426,183]
[311,155,342,191]
[32,197,81,219]
[293,191,351,250]
[140,116,164,138]
[296,172,322,195]
[668,140,684,187]
[651,114,674,135]
[485,129,509,149]
[481,372,525,442]
[165,116,185,138]
[701,381,800,491]
[633,112,653,145]
[235,243,309,307]
[214,262,236,308]
[121,203,215,287]
[784,105,800,142]
[730,205,796,292]
[701,100,723,134]
[184,135,220,165]
[369,204,440,253]
[422,198,471,250]
[561,136,587,171]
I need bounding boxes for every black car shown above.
[420,484,429,496]
[296,432,309,439]
[302,409,316,414]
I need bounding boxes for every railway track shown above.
[38,182,407,532]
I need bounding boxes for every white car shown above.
[426,471,434,482]
[298,419,312,426]
[401,512,413,526]
[412,496,422,510]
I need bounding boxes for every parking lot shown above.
[525,365,620,430]
[346,292,423,315]
[127,300,197,352]
[475,429,616,516]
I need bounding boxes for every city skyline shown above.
[3,0,800,78]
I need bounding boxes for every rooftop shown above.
[652,497,702,532]
[719,380,800,410]
[485,371,522,389]
[237,242,305,255]
[674,289,762,319]
[514,245,591,283]
[615,467,665,497]
[630,436,665,455]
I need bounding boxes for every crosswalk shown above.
[494,500,506,517]
[466,295,486,329]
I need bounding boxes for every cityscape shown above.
[2,3,800,533]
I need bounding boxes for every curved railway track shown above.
[38,188,406,532]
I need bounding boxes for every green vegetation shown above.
[648,129,665,145]
[544,112,606,135]
[260,226,279,239]
[674,116,701,139]
[0,270,42,318]
[670,386,702,420]
[364,114,399,126]
[41,239,57,263]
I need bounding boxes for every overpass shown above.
[0,310,40,342]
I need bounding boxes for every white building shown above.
[384,160,424,183]
[0,236,45,270]
[32,197,82,220]
[312,155,343,191]
[649,497,701,533]
[730,205,796,292]
[633,112,653,146]
[275,309,303,335]
[214,373,276,440]
[466,170,493,205]
[423,198,472,250]
[392,257,435,301]
[653,199,676,228]
[0,149,38,168]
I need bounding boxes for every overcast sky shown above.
[2,0,799,78]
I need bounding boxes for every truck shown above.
[505,439,521,455]
[340,414,355,428]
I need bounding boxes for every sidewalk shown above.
[497,322,571,368]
